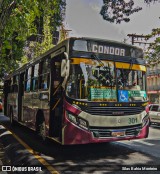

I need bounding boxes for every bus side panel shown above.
[8,93,18,121]
[23,93,35,128]
[22,91,50,135]
[63,118,91,145]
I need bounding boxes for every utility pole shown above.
[58,24,71,43]
[127,34,151,45]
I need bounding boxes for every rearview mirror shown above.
[61,52,70,88]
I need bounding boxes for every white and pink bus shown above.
[3,37,149,145]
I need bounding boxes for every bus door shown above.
[49,57,63,138]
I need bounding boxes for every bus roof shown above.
[72,37,142,50]
[4,37,143,80]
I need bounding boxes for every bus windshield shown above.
[66,59,147,102]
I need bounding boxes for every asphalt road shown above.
[119,125,160,159]
[0,113,160,174]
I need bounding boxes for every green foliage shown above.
[100,0,142,24]
[145,28,160,65]
[99,0,160,65]
[32,15,55,57]
[100,0,159,24]
[0,0,66,81]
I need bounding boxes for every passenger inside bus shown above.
[117,69,143,91]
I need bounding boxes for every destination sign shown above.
[92,44,125,56]
[72,39,144,58]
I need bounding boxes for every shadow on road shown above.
[1,114,160,173]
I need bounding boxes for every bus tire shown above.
[35,110,46,141]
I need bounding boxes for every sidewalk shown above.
[0,113,8,173]
[0,132,8,174]
[0,113,51,174]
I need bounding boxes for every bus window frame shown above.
[31,63,39,92]
[25,67,32,92]
[39,58,50,91]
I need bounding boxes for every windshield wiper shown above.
[91,54,114,87]
[121,58,135,87]
[91,54,105,67]
[104,62,114,87]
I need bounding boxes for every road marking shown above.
[135,140,154,146]
[1,125,59,174]
[122,140,154,146]
[0,125,6,129]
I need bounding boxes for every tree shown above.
[100,0,160,65]
[145,28,160,64]
[100,0,159,24]
[0,0,66,81]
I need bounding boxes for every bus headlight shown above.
[67,112,89,130]
[68,113,77,124]
[78,117,89,130]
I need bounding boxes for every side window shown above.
[8,79,12,93]
[14,75,19,92]
[40,59,50,90]
[151,105,159,111]
[25,67,32,92]
[32,64,39,91]
[10,78,13,92]
[20,72,25,96]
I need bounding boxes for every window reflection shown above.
[66,60,147,102]
[66,60,116,101]
[117,69,145,91]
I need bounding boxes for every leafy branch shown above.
[100,0,159,24]
[0,0,66,80]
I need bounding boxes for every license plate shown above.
[112,131,125,137]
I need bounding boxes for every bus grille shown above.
[85,106,143,116]
[90,125,142,138]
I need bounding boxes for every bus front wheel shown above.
[35,110,46,140]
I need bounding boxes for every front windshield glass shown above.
[66,59,147,102]
[117,69,146,102]
[117,69,145,90]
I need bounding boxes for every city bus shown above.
[3,37,149,145]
